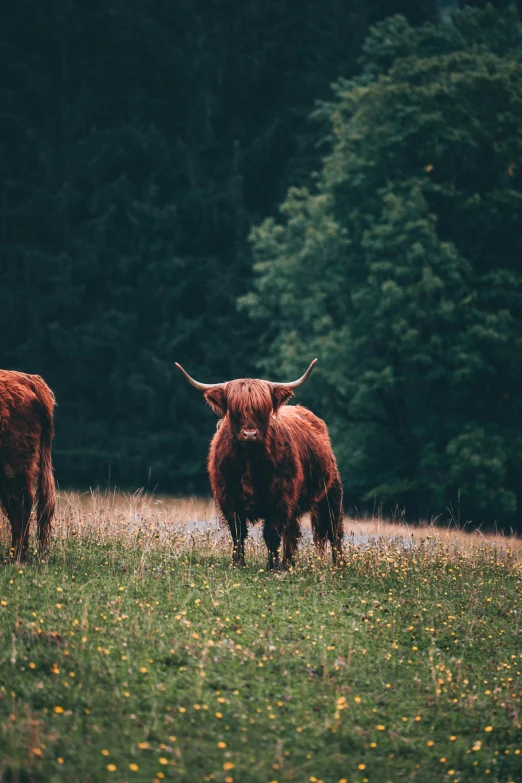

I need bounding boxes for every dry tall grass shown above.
[1,489,519,557]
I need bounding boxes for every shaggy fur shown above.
[0,371,56,560]
[205,378,343,568]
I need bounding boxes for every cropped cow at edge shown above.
[176,359,343,568]
[0,371,56,561]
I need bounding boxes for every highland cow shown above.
[176,359,343,568]
[0,371,56,560]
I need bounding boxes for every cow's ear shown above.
[204,388,227,416]
[272,386,294,412]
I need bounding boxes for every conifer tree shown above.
[246,4,522,527]
[0,0,439,489]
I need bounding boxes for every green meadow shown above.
[0,495,521,783]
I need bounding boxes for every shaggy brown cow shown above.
[176,360,343,568]
[0,371,56,561]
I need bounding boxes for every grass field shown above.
[1,492,521,783]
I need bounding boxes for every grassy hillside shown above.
[0,494,521,782]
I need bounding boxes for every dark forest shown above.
[2,0,522,529]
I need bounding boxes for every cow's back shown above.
[275,405,339,510]
[0,371,47,479]
[277,404,330,449]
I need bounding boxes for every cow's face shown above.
[175,360,317,442]
[205,380,294,443]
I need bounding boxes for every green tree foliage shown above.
[0,0,436,490]
[245,4,522,527]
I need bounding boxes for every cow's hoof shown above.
[10,552,29,564]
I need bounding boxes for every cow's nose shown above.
[241,428,259,441]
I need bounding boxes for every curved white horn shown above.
[175,363,226,391]
[269,358,318,389]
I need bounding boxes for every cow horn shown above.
[175,363,226,391]
[270,358,318,389]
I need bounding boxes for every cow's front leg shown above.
[282,517,301,569]
[263,523,281,570]
[226,513,247,567]
[263,520,281,571]
[3,481,33,563]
